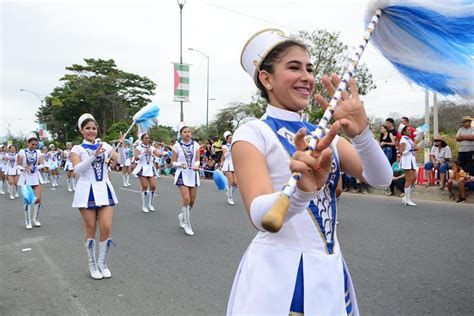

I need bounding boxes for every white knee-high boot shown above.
[85,239,103,280]
[98,238,114,278]
[122,174,127,186]
[0,180,4,194]
[14,185,18,197]
[148,190,155,211]
[72,178,76,191]
[24,204,32,230]
[33,204,41,227]
[8,183,14,200]
[141,191,149,213]
[183,205,194,236]
[227,185,235,205]
[178,206,185,229]
[67,178,72,192]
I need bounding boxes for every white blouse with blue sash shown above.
[18,149,45,186]
[71,141,118,209]
[227,105,358,316]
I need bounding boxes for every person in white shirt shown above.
[5,144,20,199]
[221,131,238,205]
[423,135,452,189]
[456,116,474,169]
[172,122,201,236]
[227,29,392,315]
[71,113,121,280]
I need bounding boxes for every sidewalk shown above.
[365,185,473,205]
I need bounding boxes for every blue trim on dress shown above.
[86,184,115,209]
[289,256,304,313]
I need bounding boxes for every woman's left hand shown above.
[315,74,368,138]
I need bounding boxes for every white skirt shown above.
[401,154,417,170]
[72,178,118,208]
[120,158,131,167]
[132,163,156,177]
[174,168,200,187]
[6,167,20,176]
[222,160,234,172]
[64,161,74,171]
[18,171,45,186]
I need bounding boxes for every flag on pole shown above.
[173,63,190,102]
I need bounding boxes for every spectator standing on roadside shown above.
[456,116,474,169]
[385,118,398,164]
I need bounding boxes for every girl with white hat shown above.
[227,29,392,315]
[71,113,120,280]
[0,144,6,195]
[132,133,163,212]
[399,124,422,206]
[5,144,20,200]
[172,122,201,236]
[118,139,132,187]
[63,142,76,192]
[48,144,60,187]
[17,133,46,229]
[41,146,51,183]
[221,131,238,205]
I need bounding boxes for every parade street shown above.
[1,174,472,315]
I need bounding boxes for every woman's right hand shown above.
[94,144,105,157]
[290,122,340,192]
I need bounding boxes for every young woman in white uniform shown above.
[71,113,120,280]
[17,133,46,229]
[63,142,76,192]
[227,29,392,315]
[133,133,162,213]
[221,131,238,205]
[49,144,60,187]
[399,124,421,206]
[118,140,132,187]
[172,123,201,236]
[0,144,6,195]
[41,146,51,184]
[5,145,20,200]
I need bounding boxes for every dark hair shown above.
[402,117,409,123]
[385,118,394,124]
[140,133,149,140]
[257,40,308,101]
[80,118,97,129]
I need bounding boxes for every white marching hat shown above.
[398,124,406,134]
[223,131,232,139]
[240,28,288,84]
[177,122,188,133]
[26,132,38,142]
[77,113,95,129]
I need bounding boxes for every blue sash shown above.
[24,149,38,173]
[263,116,339,254]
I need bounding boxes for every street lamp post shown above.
[19,88,45,126]
[188,48,210,138]
[177,0,187,122]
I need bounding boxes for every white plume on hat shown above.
[240,28,288,84]
[26,132,38,142]
[177,122,188,133]
[398,123,406,134]
[223,131,232,139]
[78,113,95,129]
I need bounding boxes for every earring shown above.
[266,85,272,90]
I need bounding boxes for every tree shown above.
[38,58,156,143]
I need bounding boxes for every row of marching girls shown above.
[41,143,76,191]
[0,144,20,200]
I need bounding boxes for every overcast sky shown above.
[1,0,459,138]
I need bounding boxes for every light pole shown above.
[19,88,45,125]
[177,0,187,122]
[188,47,210,138]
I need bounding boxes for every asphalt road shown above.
[1,173,472,315]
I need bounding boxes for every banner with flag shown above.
[173,63,190,102]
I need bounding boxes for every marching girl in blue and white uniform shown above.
[118,140,132,187]
[133,133,162,213]
[227,29,392,315]
[153,141,165,178]
[5,145,20,200]
[41,146,51,184]
[399,124,421,206]
[17,133,46,229]
[71,113,120,280]
[49,144,60,187]
[0,144,6,195]
[221,131,238,205]
[172,122,201,236]
[63,142,76,192]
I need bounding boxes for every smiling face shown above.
[260,46,314,112]
[141,134,150,145]
[81,121,98,142]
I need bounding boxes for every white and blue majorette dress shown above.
[400,135,417,170]
[5,152,20,176]
[49,150,60,170]
[173,140,200,187]
[71,141,118,209]
[42,152,51,169]
[222,143,234,172]
[0,151,6,173]
[17,148,45,186]
[63,150,74,171]
[227,105,358,315]
[118,146,132,167]
[133,144,156,177]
